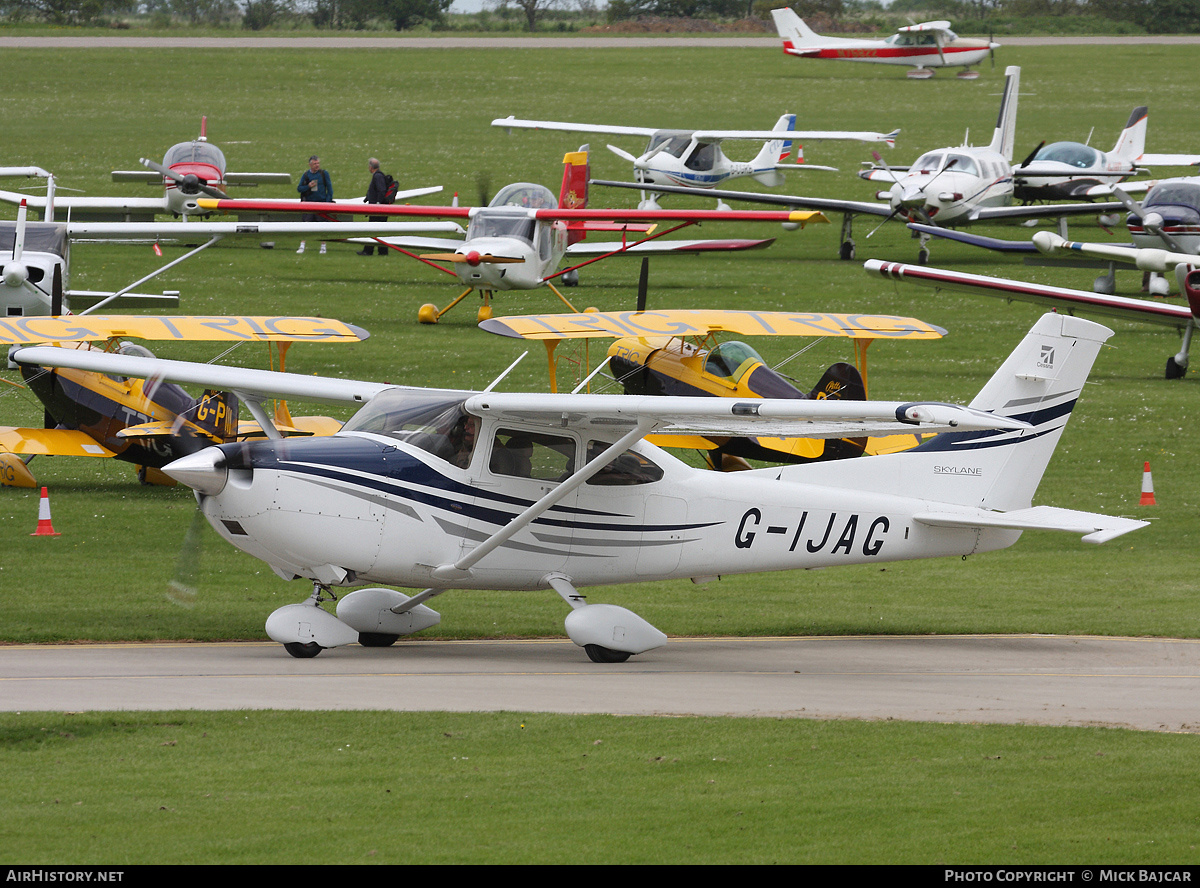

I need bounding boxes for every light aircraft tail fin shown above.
[988,66,1021,161]
[910,312,1110,511]
[559,145,589,210]
[1111,106,1148,162]
[807,361,865,402]
[751,113,796,187]
[560,145,590,246]
[771,7,822,49]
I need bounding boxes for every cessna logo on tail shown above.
[1039,344,1056,369]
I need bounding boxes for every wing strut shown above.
[432,418,655,580]
[81,235,224,316]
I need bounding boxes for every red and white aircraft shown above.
[772,8,999,80]
[0,118,440,221]
[198,148,827,323]
[866,255,1200,379]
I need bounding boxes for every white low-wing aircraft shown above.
[492,113,899,208]
[866,253,1200,379]
[772,8,999,79]
[596,67,1124,263]
[11,313,1146,661]
[1014,106,1200,203]
[0,118,440,221]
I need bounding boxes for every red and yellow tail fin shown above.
[560,146,589,246]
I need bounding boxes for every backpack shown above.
[382,174,399,204]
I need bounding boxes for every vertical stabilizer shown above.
[560,145,589,246]
[771,7,821,47]
[988,66,1021,161]
[912,312,1111,510]
[1111,106,1148,161]
[751,113,796,187]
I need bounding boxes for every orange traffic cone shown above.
[1139,461,1157,506]
[30,486,61,536]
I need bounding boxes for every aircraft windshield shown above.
[704,341,764,383]
[163,141,226,170]
[0,223,66,257]
[647,133,692,160]
[1034,142,1103,169]
[1144,182,1200,216]
[342,389,478,466]
[466,212,536,244]
[947,154,978,176]
[911,153,944,174]
[489,183,556,210]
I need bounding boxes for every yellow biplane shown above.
[1,314,368,488]
[481,309,946,469]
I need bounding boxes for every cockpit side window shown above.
[585,442,664,486]
[489,429,576,481]
[684,142,716,172]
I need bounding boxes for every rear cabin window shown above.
[585,442,664,486]
[489,429,576,481]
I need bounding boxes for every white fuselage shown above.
[454,209,568,290]
[884,147,1013,225]
[195,423,1017,594]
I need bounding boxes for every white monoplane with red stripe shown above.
[198,148,827,324]
[772,8,998,80]
[865,253,1200,379]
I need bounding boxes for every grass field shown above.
[1,39,1198,865]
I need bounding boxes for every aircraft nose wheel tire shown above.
[917,248,930,265]
[584,644,632,663]
[358,632,400,648]
[1166,356,1187,380]
[284,642,323,659]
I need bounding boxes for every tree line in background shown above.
[0,0,1195,34]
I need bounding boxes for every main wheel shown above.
[584,644,631,664]
[284,642,323,659]
[839,241,855,261]
[1166,356,1187,379]
[359,632,399,648]
[917,247,930,265]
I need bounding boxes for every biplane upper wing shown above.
[479,309,946,342]
[0,315,371,346]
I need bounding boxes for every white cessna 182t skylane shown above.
[12,312,1145,662]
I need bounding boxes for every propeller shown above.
[1017,141,1046,171]
[418,251,525,265]
[636,257,649,313]
[1,200,54,309]
[1112,187,1187,253]
[140,157,227,200]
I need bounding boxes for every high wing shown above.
[590,179,894,219]
[0,315,371,346]
[196,196,828,228]
[12,346,1026,440]
[464,391,1027,439]
[0,189,168,213]
[864,259,1195,330]
[65,220,465,241]
[491,116,898,146]
[480,309,946,342]
[564,238,775,255]
[10,346,395,407]
[593,179,1127,226]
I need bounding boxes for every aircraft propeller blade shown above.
[1018,141,1046,170]
[636,256,649,312]
[418,252,525,265]
[167,506,206,608]
[607,144,639,164]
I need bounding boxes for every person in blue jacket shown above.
[296,155,333,254]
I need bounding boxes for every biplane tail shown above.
[1111,106,1148,162]
[807,361,865,402]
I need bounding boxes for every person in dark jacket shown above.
[297,155,333,255]
[358,157,389,256]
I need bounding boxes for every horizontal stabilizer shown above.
[915,505,1148,544]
